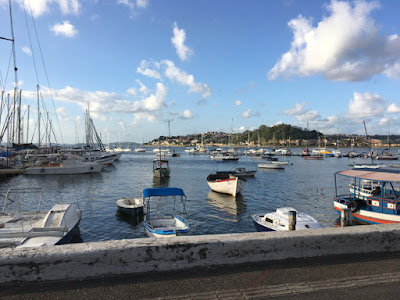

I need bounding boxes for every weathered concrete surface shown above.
[1,224,400,284]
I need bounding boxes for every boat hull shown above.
[144,215,189,238]
[333,201,400,224]
[25,162,103,175]
[207,176,245,197]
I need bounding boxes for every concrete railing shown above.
[2,224,400,284]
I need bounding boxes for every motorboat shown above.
[116,198,144,216]
[209,152,239,161]
[216,167,256,178]
[143,187,190,238]
[258,162,285,169]
[271,160,290,165]
[153,159,170,178]
[134,148,146,152]
[333,169,400,224]
[251,207,323,232]
[0,188,82,248]
[206,173,246,197]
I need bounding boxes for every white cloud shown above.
[22,46,32,56]
[136,0,148,9]
[180,109,193,119]
[241,109,260,118]
[162,60,212,98]
[9,0,80,17]
[268,0,400,82]
[56,106,68,120]
[137,60,162,79]
[51,21,78,38]
[234,100,241,106]
[384,62,400,80]
[126,88,137,97]
[117,0,148,17]
[283,102,320,121]
[23,82,167,121]
[387,103,400,114]
[347,92,386,119]
[171,22,193,61]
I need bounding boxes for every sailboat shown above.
[134,134,146,152]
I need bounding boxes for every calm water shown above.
[0,147,390,242]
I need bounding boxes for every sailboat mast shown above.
[37,85,40,148]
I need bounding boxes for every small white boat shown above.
[116,198,144,216]
[351,163,385,169]
[134,148,146,152]
[0,188,82,248]
[143,188,189,238]
[271,161,290,165]
[258,162,285,169]
[251,207,323,232]
[206,173,246,197]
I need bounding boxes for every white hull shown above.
[25,161,103,175]
[0,203,82,248]
[144,215,189,238]
[258,163,285,169]
[207,175,245,197]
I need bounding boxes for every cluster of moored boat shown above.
[0,147,122,175]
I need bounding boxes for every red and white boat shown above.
[206,174,246,197]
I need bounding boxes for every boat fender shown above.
[348,200,359,213]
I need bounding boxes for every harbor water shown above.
[0,147,388,243]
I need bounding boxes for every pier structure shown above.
[1,223,400,284]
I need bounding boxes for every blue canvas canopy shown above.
[143,187,185,198]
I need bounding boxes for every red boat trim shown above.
[216,178,237,183]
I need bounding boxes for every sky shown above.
[1,0,400,144]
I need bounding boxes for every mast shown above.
[37,85,40,148]
[363,120,374,165]
[26,105,30,144]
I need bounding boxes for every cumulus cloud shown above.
[51,21,78,37]
[171,22,193,61]
[234,100,241,106]
[162,60,212,98]
[387,103,400,114]
[137,60,161,79]
[268,0,400,82]
[56,107,68,120]
[180,109,194,119]
[283,102,320,121]
[347,92,386,119]
[136,59,212,98]
[241,109,260,118]
[23,83,167,121]
[7,0,81,17]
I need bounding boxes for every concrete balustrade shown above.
[1,223,400,284]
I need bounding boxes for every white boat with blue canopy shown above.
[334,168,400,224]
[143,187,190,238]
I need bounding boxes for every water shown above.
[0,147,388,242]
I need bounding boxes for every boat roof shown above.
[143,187,185,197]
[337,169,400,182]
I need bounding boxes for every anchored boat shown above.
[143,188,190,238]
[333,168,400,224]
[206,173,246,197]
[251,207,323,232]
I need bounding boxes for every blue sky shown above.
[1,0,400,144]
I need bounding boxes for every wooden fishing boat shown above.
[206,173,246,197]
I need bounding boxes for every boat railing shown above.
[2,187,45,213]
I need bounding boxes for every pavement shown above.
[2,251,400,299]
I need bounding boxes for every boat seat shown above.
[207,174,230,181]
